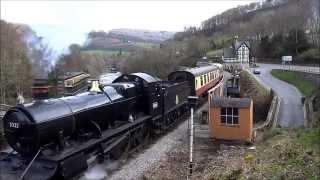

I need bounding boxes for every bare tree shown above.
[0,20,34,104]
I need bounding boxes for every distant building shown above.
[209,97,253,142]
[222,37,250,63]
[32,78,50,100]
[58,72,90,96]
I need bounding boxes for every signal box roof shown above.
[211,97,252,108]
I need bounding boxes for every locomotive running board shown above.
[46,115,152,162]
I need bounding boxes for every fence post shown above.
[187,96,198,180]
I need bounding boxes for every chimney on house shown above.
[234,36,239,43]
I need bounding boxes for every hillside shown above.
[201,0,318,37]
[172,0,319,62]
[83,29,174,52]
[109,28,175,42]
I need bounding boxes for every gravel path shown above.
[109,119,188,180]
[109,104,208,180]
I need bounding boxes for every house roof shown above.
[210,97,252,108]
[223,40,250,58]
[234,41,250,50]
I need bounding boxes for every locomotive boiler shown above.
[3,82,138,155]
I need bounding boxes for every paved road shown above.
[253,64,306,128]
[257,63,320,74]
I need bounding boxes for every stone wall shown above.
[240,71,273,123]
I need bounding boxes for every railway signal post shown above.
[187,96,198,179]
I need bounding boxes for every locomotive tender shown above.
[0,64,223,180]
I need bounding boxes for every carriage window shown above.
[204,75,207,83]
[200,76,203,86]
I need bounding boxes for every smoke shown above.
[82,164,107,180]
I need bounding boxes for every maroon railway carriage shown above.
[168,64,223,97]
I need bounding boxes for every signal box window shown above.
[220,107,239,125]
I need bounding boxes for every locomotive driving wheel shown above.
[132,124,149,148]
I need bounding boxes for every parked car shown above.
[253,69,261,74]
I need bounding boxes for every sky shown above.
[1,0,257,53]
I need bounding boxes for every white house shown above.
[222,39,250,63]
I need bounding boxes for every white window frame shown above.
[220,107,239,125]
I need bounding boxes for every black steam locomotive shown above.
[0,65,223,180]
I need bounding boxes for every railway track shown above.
[81,101,207,180]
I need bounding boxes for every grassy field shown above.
[206,49,223,58]
[271,69,317,97]
[135,42,158,49]
[82,50,130,57]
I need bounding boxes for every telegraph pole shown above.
[187,96,198,179]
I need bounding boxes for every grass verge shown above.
[271,69,317,96]
[253,127,320,179]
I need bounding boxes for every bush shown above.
[262,128,282,141]
[298,49,320,61]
